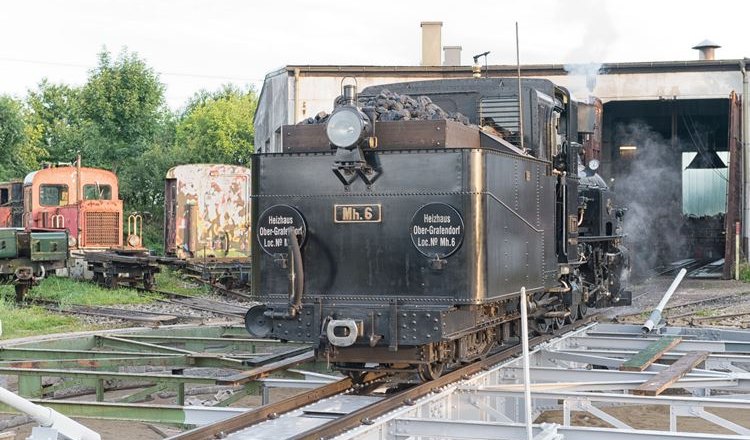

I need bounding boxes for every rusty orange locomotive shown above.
[19,163,123,250]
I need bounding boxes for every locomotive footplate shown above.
[247,299,519,366]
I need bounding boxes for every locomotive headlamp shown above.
[326,106,371,149]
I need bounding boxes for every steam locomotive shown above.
[244,78,630,380]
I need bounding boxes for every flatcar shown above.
[164,164,252,286]
[244,78,630,381]
[0,228,68,302]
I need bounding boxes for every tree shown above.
[80,49,167,172]
[24,79,83,163]
[175,85,257,165]
[0,95,40,180]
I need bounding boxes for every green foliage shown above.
[175,85,257,165]
[3,49,258,254]
[739,263,750,282]
[24,80,83,163]
[80,50,167,171]
[0,95,36,180]
[0,300,86,340]
[0,277,154,306]
[155,267,212,296]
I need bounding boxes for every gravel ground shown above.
[602,276,750,328]
[57,291,252,328]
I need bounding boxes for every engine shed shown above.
[255,48,747,280]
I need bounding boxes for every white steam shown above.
[559,0,618,98]
[613,122,686,276]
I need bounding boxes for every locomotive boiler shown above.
[245,78,630,380]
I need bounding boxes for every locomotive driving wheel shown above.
[565,305,580,324]
[418,361,445,381]
[537,319,554,334]
[578,302,588,318]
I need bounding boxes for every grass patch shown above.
[740,264,750,282]
[0,277,155,306]
[155,267,212,296]
[694,308,716,317]
[0,299,93,340]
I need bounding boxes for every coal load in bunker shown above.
[245,78,630,381]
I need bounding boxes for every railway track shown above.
[21,284,251,325]
[28,298,195,324]
[149,288,251,317]
[170,317,595,440]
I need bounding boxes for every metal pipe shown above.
[519,287,533,440]
[0,386,100,440]
[741,60,749,257]
[642,268,687,333]
[737,221,741,280]
[515,22,524,151]
[293,68,301,124]
[287,228,304,317]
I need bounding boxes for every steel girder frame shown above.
[336,323,750,440]
[0,325,319,425]
[390,419,744,440]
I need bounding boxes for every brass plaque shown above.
[334,204,382,223]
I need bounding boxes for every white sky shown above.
[1,0,748,109]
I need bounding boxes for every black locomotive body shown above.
[246,78,629,380]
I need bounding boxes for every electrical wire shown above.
[0,56,263,83]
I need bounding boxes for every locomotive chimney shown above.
[420,21,442,66]
[692,39,720,60]
[443,46,462,66]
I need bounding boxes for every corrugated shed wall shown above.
[682,151,729,216]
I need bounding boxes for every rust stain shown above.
[165,164,251,259]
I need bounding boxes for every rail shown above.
[170,317,595,440]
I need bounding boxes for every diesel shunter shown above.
[245,78,630,381]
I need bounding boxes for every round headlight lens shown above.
[326,108,364,148]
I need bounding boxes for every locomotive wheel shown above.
[578,303,588,318]
[143,273,155,291]
[565,305,580,324]
[553,315,565,330]
[537,319,554,334]
[418,361,445,381]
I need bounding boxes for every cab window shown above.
[83,184,112,200]
[40,184,69,206]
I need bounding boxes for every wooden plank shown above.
[632,351,710,396]
[619,336,683,372]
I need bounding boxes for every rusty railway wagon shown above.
[164,164,252,287]
[0,228,68,302]
[0,181,24,228]
[244,78,631,381]
[9,162,158,288]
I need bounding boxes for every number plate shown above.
[334,204,382,223]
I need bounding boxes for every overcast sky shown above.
[1,0,748,108]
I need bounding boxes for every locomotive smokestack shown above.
[420,21,442,66]
[692,39,720,60]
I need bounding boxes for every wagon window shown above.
[83,184,112,200]
[0,188,8,205]
[40,184,69,206]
